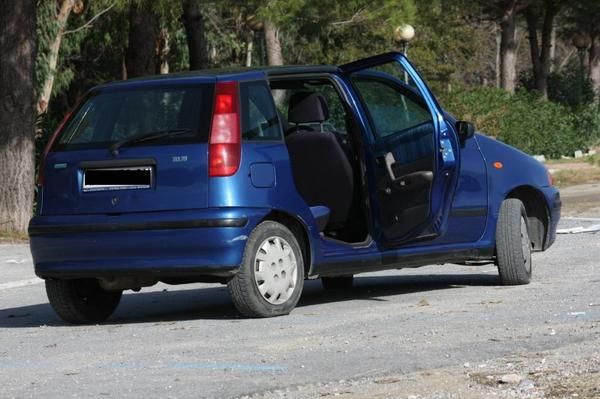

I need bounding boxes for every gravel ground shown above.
[0,217,599,398]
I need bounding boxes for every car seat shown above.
[285,92,354,231]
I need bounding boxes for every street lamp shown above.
[393,24,415,55]
[572,34,592,105]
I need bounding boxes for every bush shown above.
[440,87,598,158]
[573,103,600,149]
[520,61,596,108]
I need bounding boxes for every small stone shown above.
[499,374,522,384]
[533,155,546,163]
[518,379,535,392]
[574,150,584,158]
[417,299,430,307]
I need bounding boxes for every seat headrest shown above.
[288,92,330,124]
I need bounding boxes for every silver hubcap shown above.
[253,236,298,305]
[520,216,532,273]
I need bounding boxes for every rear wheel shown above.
[228,221,304,317]
[496,199,532,285]
[321,275,354,291]
[45,279,122,324]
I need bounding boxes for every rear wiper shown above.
[110,128,193,156]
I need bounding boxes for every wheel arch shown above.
[505,185,549,251]
[260,209,314,277]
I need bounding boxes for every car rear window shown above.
[54,84,214,151]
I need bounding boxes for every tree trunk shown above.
[495,26,502,88]
[125,1,158,78]
[246,30,254,67]
[183,0,209,70]
[37,0,76,115]
[525,0,559,98]
[590,38,600,97]
[158,27,170,74]
[499,2,519,93]
[549,26,556,73]
[0,0,37,233]
[264,21,283,66]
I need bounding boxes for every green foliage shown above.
[441,87,599,158]
[255,0,416,65]
[520,60,596,107]
[573,103,600,148]
[408,0,481,94]
[34,0,600,164]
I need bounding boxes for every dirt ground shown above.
[559,182,600,216]
[251,340,600,399]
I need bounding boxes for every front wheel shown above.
[45,279,122,324]
[228,221,304,317]
[496,199,532,285]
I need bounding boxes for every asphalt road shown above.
[1,217,599,398]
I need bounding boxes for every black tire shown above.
[228,221,304,318]
[45,279,122,324]
[496,198,532,285]
[321,275,354,291]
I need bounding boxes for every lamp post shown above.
[393,24,415,55]
[572,34,592,105]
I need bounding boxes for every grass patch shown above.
[552,167,600,187]
[0,230,29,243]
[586,153,600,167]
[546,158,583,165]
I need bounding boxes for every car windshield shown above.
[55,84,214,150]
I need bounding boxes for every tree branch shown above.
[330,8,367,26]
[63,3,116,35]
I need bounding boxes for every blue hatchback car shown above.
[29,52,561,322]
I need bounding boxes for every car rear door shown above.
[340,53,459,246]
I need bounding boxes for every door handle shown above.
[384,152,397,181]
[391,171,433,191]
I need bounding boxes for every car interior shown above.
[270,78,369,244]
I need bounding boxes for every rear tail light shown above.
[209,81,241,177]
[37,111,71,186]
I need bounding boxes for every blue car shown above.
[29,52,560,323]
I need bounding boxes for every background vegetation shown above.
[35,0,600,157]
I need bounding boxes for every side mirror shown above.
[456,121,475,144]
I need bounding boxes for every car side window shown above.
[271,82,348,135]
[240,81,282,141]
[352,78,432,139]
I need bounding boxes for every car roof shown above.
[94,65,341,91]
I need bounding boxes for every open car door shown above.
[340,52,459,246]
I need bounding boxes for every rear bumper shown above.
[29,208,270,279]
[542,187,561,250]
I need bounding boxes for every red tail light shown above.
[209,81,241,177]
[37,111,71,186]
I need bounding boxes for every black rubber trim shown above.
[80,158,156,168]
[36,265,240,279]
[29,217,248,236]
[449,207,487,218]
[315,247,495,277]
